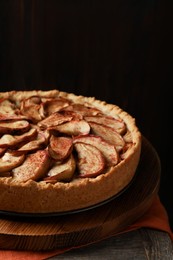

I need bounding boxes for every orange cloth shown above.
[0,195,172,260]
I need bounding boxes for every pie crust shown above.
[0,90,141,213]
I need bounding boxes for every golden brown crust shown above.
[0,89,141,213]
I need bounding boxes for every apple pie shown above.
[0,89,141,213]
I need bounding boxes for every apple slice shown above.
[74,142,105,178]
[0,152,25,172]
[38,111,73,129]
[120,143,133,160]
[89,122,125,152]
[20,97,45,122]
[62,103,101,117]
[0,98,26,121]
[123,130,133,143]
[73,135,118,166]
[44,154,76,183]
[14,128,37,146]
[0,134,15,148]
[17,132,47,153]
[0,120,30,135]
[51,120,90,136]
[58,110,83,120]
[12,149,50,182]
[37,129,50,145]
[0,128,37,148]
[43,97,70,115]
[84,115,126,134]
[0,114,28,121]
[48,136,73,161]
[0,99,16,116]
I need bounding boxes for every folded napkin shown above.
[0,195,172,260]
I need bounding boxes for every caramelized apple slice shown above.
[63,104,101,116]
[48,136,73,160]
[51,120,90,136]
[0,128,37,148]
[0,152,25,172]
[17,132,47,153]
[14,128,37,146]
[20,96,45,122]
[37,129,50,145]
[12,150,50,182]
[120,143,133,160]
[0,99,16,116]
[0,114,28,121]
[58,110,83,120]
[44,154,76,183]
[38,111,73,129]
[74,142,105,178]
[89,122,125,152]
[0,134,15,148]
[123,130,133,143]
[73,135,118,166]
[84,115,126,134]
[0,120,30,135]
[43,97,70,115]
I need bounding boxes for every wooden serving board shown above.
[0,137,161,251]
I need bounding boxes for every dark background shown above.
[0,0,172,229]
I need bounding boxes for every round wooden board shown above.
[0,136,161,251]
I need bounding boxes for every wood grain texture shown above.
[0,137,161,251]
[50,229,173,259]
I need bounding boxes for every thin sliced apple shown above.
[120,143,133,160]
[17,132,46,153]
[24,95,42,105]
[0,152,25,172]
[38,103,45,119]
[51,120,90,136]
[0,128,37,148]
[44,154,76,183]
[48,136,73,161]
[89,122,125,152]
[74,142,105,178]
[0,114,28,121]
[43,98,70,115]
[37,129,50,145]
[0,99,16,116]
[38,111,73,129]
[123,130,133,143]
[20,96,45,122]
[73,135,118,166]
[0,134,15,148]
[12,149,50,182]
[14,128,37,145]
[63,104,101,117]
[0,120,30,135]
[84,115,126,134]
[58,110,83,120]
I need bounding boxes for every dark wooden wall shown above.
[0,0,172,229]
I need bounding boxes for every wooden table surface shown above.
[50,228,173,259]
